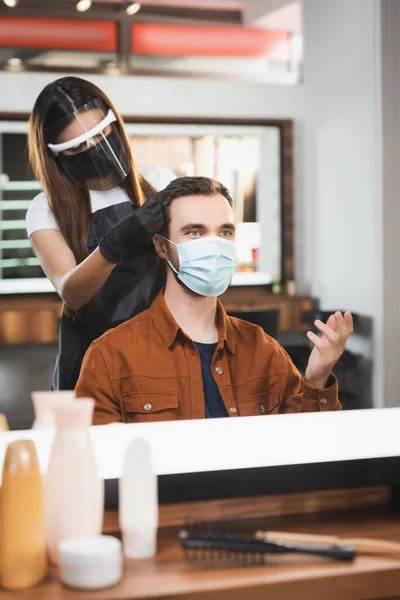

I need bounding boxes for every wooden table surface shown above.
[3,506,400,600]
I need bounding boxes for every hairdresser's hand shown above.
[98,193,163,264]
[304,311,353,389]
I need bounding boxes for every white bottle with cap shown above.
[119,437,158,559]
[31,390,75,429]
[45,399,104,565]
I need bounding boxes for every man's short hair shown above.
[158,176,234,238]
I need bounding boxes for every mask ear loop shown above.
[161,236,180,276]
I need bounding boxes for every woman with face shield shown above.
[26,77,175,390]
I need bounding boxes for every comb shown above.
[179,520,356,566]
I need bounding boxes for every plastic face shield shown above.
[46,99,130,191]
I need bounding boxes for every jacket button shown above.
[215,367,223,375]
[229,407,237,414]
[144,403,153,411]
[320,398,328,406]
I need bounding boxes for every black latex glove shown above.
[99,193,163,264]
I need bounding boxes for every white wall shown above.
[302,0,381,318]
[379,0,400,408]
[0,71,304,119]
[301,0,383,409]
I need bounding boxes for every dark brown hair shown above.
[158,176,233,237]
[28,76,155,316]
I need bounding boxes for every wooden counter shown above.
[221,285,317,332]
[5,507,400,600]
[0,288,317,345]
[3,488,400,600]
[0,295,61,345]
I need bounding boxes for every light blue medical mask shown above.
[164,235,238,297]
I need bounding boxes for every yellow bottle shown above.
[0,414,9,431]
[0,440,47,589]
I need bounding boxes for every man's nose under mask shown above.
[163,235,238,297]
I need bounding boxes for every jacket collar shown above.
[150,289,236,354]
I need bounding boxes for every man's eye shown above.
[188,231,201,237]
[221,230,233,237]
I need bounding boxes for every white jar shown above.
[59,536,122,590]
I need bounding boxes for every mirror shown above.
[0,114,372,429]
[0,123,282,291]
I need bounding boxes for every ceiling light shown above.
[3,0,18,7]
[8,57,22,67]
[126,2,141,16]
[76,0,92,12]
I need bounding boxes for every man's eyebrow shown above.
[220,223,236,230]
[180,223,207,232]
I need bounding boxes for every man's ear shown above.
[153,234,169,259]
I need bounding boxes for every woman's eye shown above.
[69,143,86,155]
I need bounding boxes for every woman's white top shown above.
[25,164,175,238]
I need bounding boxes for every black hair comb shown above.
[179,520,356,566]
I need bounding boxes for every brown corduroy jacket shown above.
[76,290,341,424]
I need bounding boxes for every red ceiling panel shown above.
[0,17,117,52]
[131,23,290,60]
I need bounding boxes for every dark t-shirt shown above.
[195,342,229,418]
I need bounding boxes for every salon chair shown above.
[228,308,280,339]
[0,343,57,430]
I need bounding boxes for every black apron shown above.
[53,200,165,390]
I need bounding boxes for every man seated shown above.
[76,176,353,424]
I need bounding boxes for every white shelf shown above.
[0,200,32,210]
[0,220,26,230]
[0,258,40,269]
[0,273,272,295]
[0,278,55,294]
[0,181,42,191]
[0,408,398,481]
[231,272,272,286]
[0,240,31,249]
